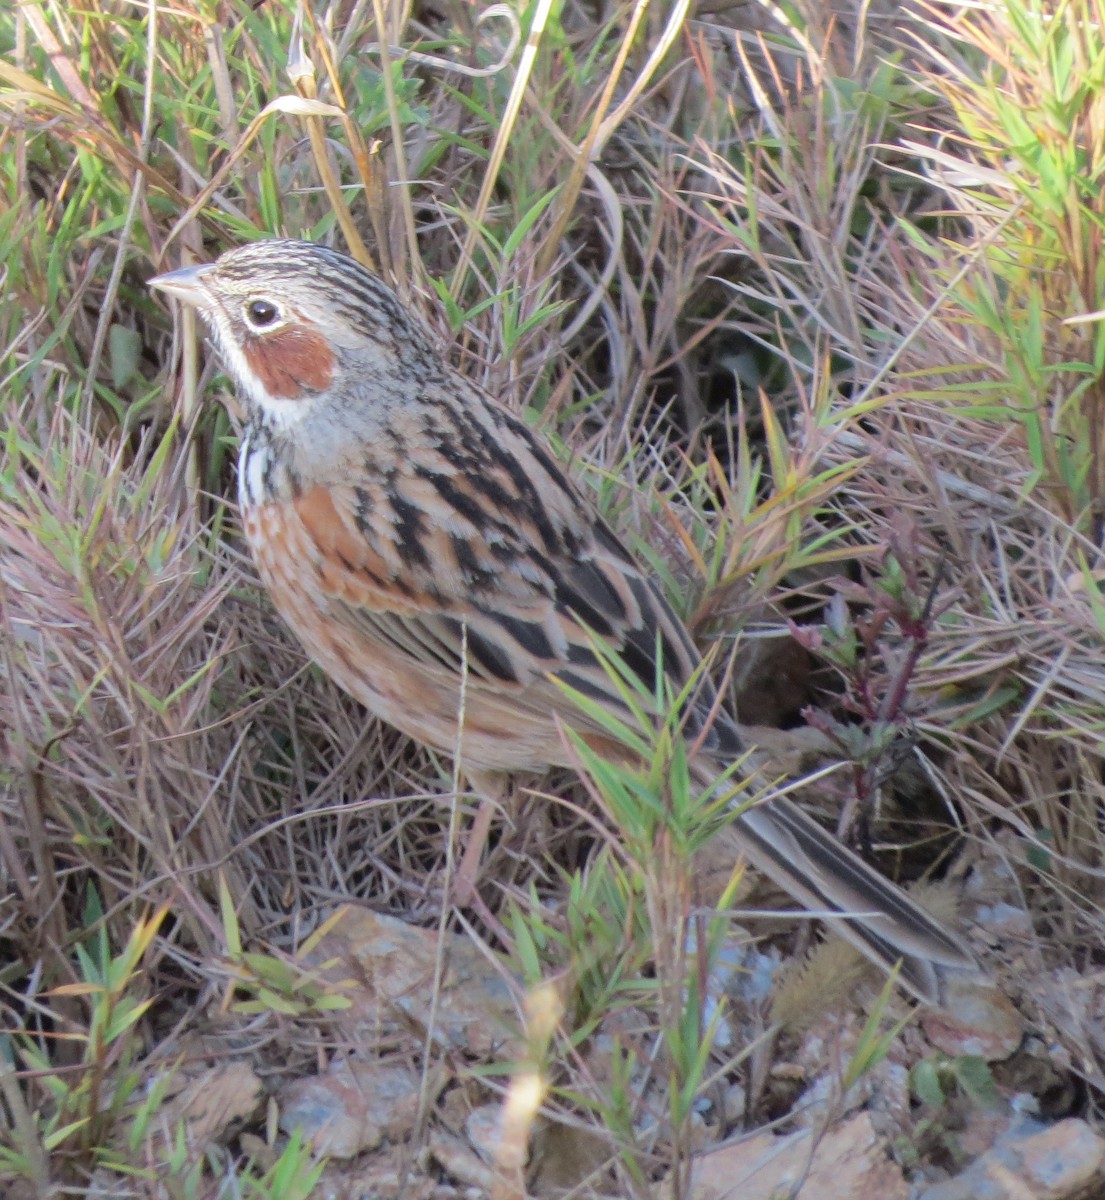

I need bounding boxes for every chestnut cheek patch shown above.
[246,325,336,399]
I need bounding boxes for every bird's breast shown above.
[237,490,562,770]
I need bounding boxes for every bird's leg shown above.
[449,770,512,907]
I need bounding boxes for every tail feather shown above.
[729,792,979,1006]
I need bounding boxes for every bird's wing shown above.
[281,388,739,756]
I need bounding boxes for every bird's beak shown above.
[148,262,215,307]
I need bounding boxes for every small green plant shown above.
[788,521,982,844]
[794,521,954,722]
[0,889,330,1194]
[242,1129,326,1200]
[905,1052,1001,1168]
[505,644,759,1194]
[906,0,1105,530]
[217,877,353,1019]
[911,1052,1000,1111]
[0,893,168,1188]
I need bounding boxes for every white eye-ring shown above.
[243,297,283,330]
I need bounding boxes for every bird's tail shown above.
[725,788,979,1005]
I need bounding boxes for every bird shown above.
[149,238,978,1005]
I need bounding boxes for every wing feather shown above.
[283,392,734,756]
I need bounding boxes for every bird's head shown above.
[149,239,437,430]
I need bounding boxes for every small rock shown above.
[955,1106,1020,1159]
[971,902,1034,941]
[3,1183,41,1200]
[313,1145,439,1200]
[429,1130,499,1191]
[664,1111,908,1200]
[721,1083,747,1124]
[921,981,1023,1062]
[238,1132,277,1172]
[790,1009,912,1129]
[279,1057,423,1158]
[465,1103,502,1164]
[529,1121,612,1193]
[917,1117,1105,1200]
[156,1060,262,1147]
[303,906,522,1060]
[437,1083,476,1134]
[1020,1119,1105,1198]
[867,1062,912,1132]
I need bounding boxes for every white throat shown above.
[211,322,319,434]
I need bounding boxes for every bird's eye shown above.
[244,298,281,329]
